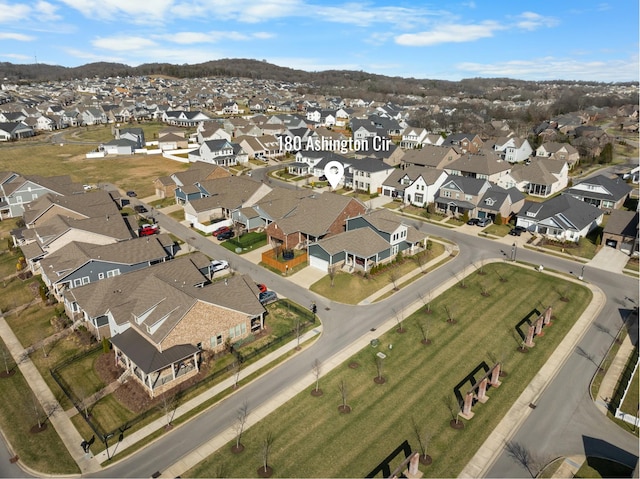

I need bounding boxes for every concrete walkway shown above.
[93,327,322,465]
[0,316,102,474]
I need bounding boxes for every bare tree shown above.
[311,359,322,394]
[338,379,349,412]
[454,266,467,288]
[418,291,432,314]
[444,305,456,324]
[393,307,405,333]
[413,251,429,274]
[232,401,249,453]
[416,318,431,345]
[504,441,544,478]
[388,269,401,291]
[269,238,281,260]
[494,267,507,282]
[31,394,44,429]
[444,394,463,427]
[259,431,275,476]
[157,394,177,428]
[374,355,385,383]
[232,360,242,388]
[479,281,490,297]
[411,417,432,464]
[328,264,337,287]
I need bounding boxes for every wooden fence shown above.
[261,249,307,273]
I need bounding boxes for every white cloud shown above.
[34,1,62,21]
[396,22,503,46]
[514,12,558,31]
[167,32,213,44]
[0,32,35,41]
[59,0,174,22]
[0,2,32,22]
[456,56,640,82]
[0,53,32,61]
[160,30,275,44]
[365,32,394,46]
[92,36,158,52]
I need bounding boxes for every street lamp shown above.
[579,264,585,281]
[511,243,517,262]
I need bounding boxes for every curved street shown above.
[89,201,639,478]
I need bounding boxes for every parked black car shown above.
[217,230,235,241]
[259,291,278,305]
[509,226,527,236]
[134,205,148,213]
[467,218,480,226]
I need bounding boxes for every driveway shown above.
[588,245,631,273]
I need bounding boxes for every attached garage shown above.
[308,255,329,272]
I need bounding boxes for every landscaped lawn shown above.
[220,232,267,254]
[186,264,591,478]
[0,337,80,475]
[310,244,445,304]
[4,302,58,349]
[57,347,107,402]
[483,223,511,237]
[538,226,602,260]
[0,275,41,315]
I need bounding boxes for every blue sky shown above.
[1,0,638,82]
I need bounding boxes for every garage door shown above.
[309,255,329,271]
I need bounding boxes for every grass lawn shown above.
[624,257,639,273]
[3,303,58,349]
[446,217,465,226]
[484,223,511,237]
[574,456,633,478]
[57,347,106,401]
[168,210,185,222]
[149,197,178,209]
[310,246,445,304]
[0,336,79,474]
[186,264,591,478]
[0,140,188,198]
[0,274,39,313]
[220,232,267,254]
[538,226,602,260]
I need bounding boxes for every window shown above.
[217,334,223,345]
[442,191,451,198]
[98,272,104,280]
[82,276,90,285]
[106,269,120,278]
[465,195,472,201]
[73,278,82,287]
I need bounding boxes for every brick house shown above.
[265,192,366,249]
[63,253,266,397]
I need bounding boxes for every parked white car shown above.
[210,260,229,273]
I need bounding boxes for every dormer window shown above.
[485,198,495,206]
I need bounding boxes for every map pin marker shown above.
[323,160,344,190]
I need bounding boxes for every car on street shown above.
[467,218,480,226]
[210,260,229,273]
[256,283,267,293]
[212,225,231,236]
[134,205,148,214]
[217,230,235,241]
[126,190,137,197]
[259,291,278,305]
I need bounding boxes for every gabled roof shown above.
[383,166,446,190]
[440,175,490,196]
[349,158,395,173]
[518,194,603,231]
[40,235,171,280]
[33,213,133,246]
[188,176,267,212]
[603,210,638,237]
[402,145,459,168]
[479,185,525,212]
[314,227,390,257]
[510,158,565,185]
[22,190,120,226]
[566,174,632,202]
[445,150,510,176]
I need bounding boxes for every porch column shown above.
[171,361,176,380]
[543,306,553,326]
[535,316,544,337]
[193,352,199,371]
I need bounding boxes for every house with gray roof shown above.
[401,145,460,170]
[308,208,428,272]
[349,158,395,194]
[515,194,603,243]
[41,235,174,301]
[476,185,525,223]
[0,174,84,219]
[498,158,569,198]
[0,121,34,141]
[22,190,120,228]
[382,166,448,207]
[564,174,632,212]
[63,253,266,397]
[188,139,248,166]
[434,175,492,218]
[444,149,512,183]
[154,163,231,199]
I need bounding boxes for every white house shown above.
[381,166,448,207]
[493,136,533,163]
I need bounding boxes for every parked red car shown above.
[139,224,159,236]
[212,225,231,236]
[256,283,267,293]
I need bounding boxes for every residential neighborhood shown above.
[0,68,637,479]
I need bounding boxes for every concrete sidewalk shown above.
[459,273,606,478]
[0,316,102,475]
[95,326,322,465]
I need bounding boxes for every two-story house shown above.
[188,139,248,166]
[535,142,580,169]
[493,136,533,163]
[442,133,483,154]
[499,158,569,198]
[564,174,632,212]
[401,145,461,170]
[443,150,512,184]
[349,158,395,194]
[381,166,448,207]
[434,175,492,218]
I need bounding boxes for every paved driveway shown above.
[588,245,631,273]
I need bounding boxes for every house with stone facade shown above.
[63,253,266,397]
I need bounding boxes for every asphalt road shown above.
[88,206,639,478]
